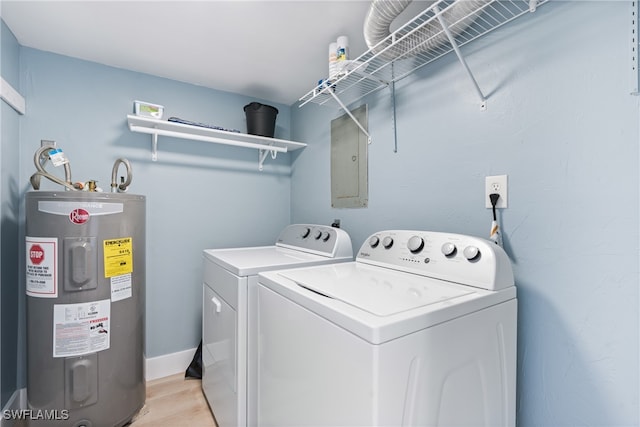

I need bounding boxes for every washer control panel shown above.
[357,230,514,290]
[276,224,353,258]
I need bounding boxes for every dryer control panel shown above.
[357,230,514,291]
[276,224,353,259]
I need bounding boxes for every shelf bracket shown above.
[324,82,372,144]
[258,147,278,171]
[151,132,158,161]
[434,5,487,110]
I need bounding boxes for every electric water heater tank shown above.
[25,191,146,427]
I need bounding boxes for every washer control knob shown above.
[382,236,394,249]
[407,236,424,253]
[369,236,380,248]
[301,227,311,239]
[321,231,331,242]
[463,246,480,261]
[314,230,322,240]
[441,242,457,257]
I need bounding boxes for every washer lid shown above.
[280,263,473,316]
[261,262,516,344]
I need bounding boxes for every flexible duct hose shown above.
[29,145,77,191]
[363,0,488,61]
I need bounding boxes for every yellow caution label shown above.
[103,237,133,278]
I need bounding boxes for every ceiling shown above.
[1,0,385,106]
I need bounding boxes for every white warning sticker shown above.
[111,273,132,302]
[53,299,110,358]
[26,236,58,298]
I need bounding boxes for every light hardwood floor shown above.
[130,374,217,427]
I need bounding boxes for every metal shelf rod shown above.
[391,62,398,153]
[433,5,487,109]
[324,84,372,144]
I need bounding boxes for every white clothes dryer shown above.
[256,230,517,427]
[202,224,353,427]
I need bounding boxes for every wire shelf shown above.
[299,0,548,109]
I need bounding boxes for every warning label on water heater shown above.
[111,273,132,302]
[53,299,110,358]
[25,236,58,298]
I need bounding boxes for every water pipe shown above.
[30,145,77,191]
[111,158,132,193]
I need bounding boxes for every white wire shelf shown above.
[299,0,548,110]
[127,115,307,170]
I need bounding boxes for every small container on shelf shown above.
[134,100,164,119]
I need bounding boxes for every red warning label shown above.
[26,237,57,298]
[29,244,45,265]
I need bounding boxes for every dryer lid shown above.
[279,262,474,316]
[203,246,340,276]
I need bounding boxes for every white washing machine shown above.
[256,230,517,427]
[202,224,353,427]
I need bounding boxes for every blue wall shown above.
[16,48,294,361]
[1,19,22,408]
[291,1,639,426]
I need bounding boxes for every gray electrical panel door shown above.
[331,104,368,208]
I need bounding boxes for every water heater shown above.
[25,191,145,427]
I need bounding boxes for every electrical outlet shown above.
[485,175,508,208]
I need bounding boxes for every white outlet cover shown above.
[485,175,507,208]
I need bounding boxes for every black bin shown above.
[244,102,278,138]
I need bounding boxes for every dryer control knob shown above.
[382,236,394,249]
[322,231,331,242]
[301,227,311,239]
[314,230,323,240]
[407,236,424,253]
[369,236,380,248]
[463,246,480,261]
[441,242,457,257]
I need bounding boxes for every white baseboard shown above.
[145,347,198,381]
[1,388,27,427]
